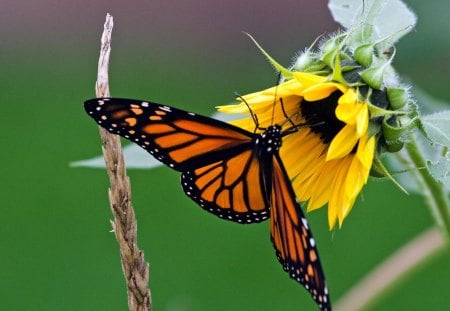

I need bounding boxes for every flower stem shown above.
[404,135,450,238]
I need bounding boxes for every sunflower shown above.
[216,26,419,229]
[218,72,376,229]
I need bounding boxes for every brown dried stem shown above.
[94,13,152,311]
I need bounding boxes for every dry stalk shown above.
[94,13,152,311]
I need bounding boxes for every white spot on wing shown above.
[301,217,309,230]
[160,106,171,112]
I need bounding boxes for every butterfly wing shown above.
[84,98,254,171]
[181,148,270,223]
[270,154,330,310]
[84,98,270,222]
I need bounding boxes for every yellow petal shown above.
[328,201,338,229]
[357,135,376,170]
[336,92,359,121]
[328,157,352,229]
[338,88,357,104]
[345,156,365,200]
[302,82,345,101]
[334,157,353,227]
[341,195,357,220]
[307,159,341,211]
[355,103,369,136]
[292,71,328,86]
[294,157,326,202]
[282,132,325,178]
[336,102,360,125]
[327,125,358,160]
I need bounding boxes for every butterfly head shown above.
[256,125,282,155]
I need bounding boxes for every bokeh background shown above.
[1,0,450,310]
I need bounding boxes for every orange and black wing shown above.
[270,154,330,310]
[181,149,270,223]
[84,98,254,171]
[84,98,270,222]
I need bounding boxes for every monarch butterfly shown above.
[84,97,331,310]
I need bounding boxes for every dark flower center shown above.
[300,91,345,144]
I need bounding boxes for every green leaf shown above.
[376,87,450,193]
[328,0,417,49]
[413,87,450,114]
[71,144,161,169]
[428,157,450,190]
[419,111,450,189]
[422,110,450,148]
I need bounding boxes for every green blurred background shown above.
[1,0,449,310]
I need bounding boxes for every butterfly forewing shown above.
[270,154,330,310]
[84,98,253,171]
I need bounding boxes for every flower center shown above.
[300,91,345,144]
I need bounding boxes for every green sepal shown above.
[243,32,292,78]
[369,156,387,177]
[360,47,396,90]
[382,115,418,145]
[301,62,328,74]
[360,65,385,90]
[321,34,346,69]
[387,87,409,110]
[385,139,405,153]
[354,43,375,67]
[331,52,344,83]
[370,156,409,194]
[330,52,360,85]
[368,119,382,138]
[368,103,406,118]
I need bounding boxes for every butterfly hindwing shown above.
[84,98,254,171]
[270,154,330,310]
[181,148,271,223]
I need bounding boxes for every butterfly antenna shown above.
[280,97,297,129]
[270,72,283,126]
[235,92,260,132]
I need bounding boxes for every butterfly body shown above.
[84,98,331,310]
